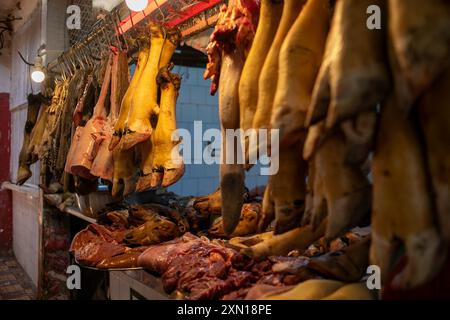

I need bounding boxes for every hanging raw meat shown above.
[119,23,174,151]
[91,50,130,182]
[110,44,149,197]
[267,0,330,234]
[418,68,450,243]
[110,40,149,151]
[65,71,99,178]
[388,0,450,111]
[111,149,138,198]
[205,0,259,234]
[27,103,50,163]
[371,94,444,289]
[239,0,283,159]
[136,27,181,191]
[137,65,184,191]
[73,73,96,129]
[310,130,372,240]
[204,0,259,236]
[243,219,327,260]
[40,80,69,189]
[302,158,325,227]
[271,0,331,146]
[305,0,389,131]
[17,94,48,185]
[209,203,261,238]
[69,54,113,179]
[250,0,306,162]
[257,177,274,232]
[56,70,87,191]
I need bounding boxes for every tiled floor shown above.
[0,253,36,300]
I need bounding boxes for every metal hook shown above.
[114,10,130,53]
[74,45,86,70]
[58,56,67,80]
[87,40,100,63]
[67,50,78,73]
[100,26,112,52]
[77,44,88,69]
[82,45,93,69]
[91,27,105,59]
[107,14,122,51]
[128,8,135,27]
[154,0,167,24]
[60,55,69,78]
[65,53,75,77]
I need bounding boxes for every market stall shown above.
[9,0,450,300]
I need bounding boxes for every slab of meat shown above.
[124,214,179,246]
[243,219,327,260]
[91,50,130,182]
[137,233,200,273]
[69,55,113,179]
[118,24,177,151]
[17,93,47,185]
[309,129,372,241]
[27,100,50,166]
[209,203,260,238]
[64,126,83,175]
[137,234,255,299]
[75,242,126,267]
[271,0,330,146]
[96,252,141,269]
[371,93,444,289]
[135,28,181,191]
[73,73,95,129]
[137,65,184,190]
[418,67,450,242]
[250,0,306,163]
[70,223,126,267]
[308,237,370,282]
[55,70,87,187]
[39,81,66,161]
[70,223,117,253]
[306,0,390,129]
[239,0,283,150]
[389,0,450,111]
[204,0,259,236]
[304,0,387,168]
[39,80,69,189]
[69,229,98,253]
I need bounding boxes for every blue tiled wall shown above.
[169,66,267,197]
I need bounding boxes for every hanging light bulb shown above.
[31,56,46,83]
[125,0,149,12]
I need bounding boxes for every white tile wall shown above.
[168,66,267,197]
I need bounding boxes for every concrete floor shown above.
[0,253,36,300]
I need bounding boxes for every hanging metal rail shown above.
[47,0,225,75]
